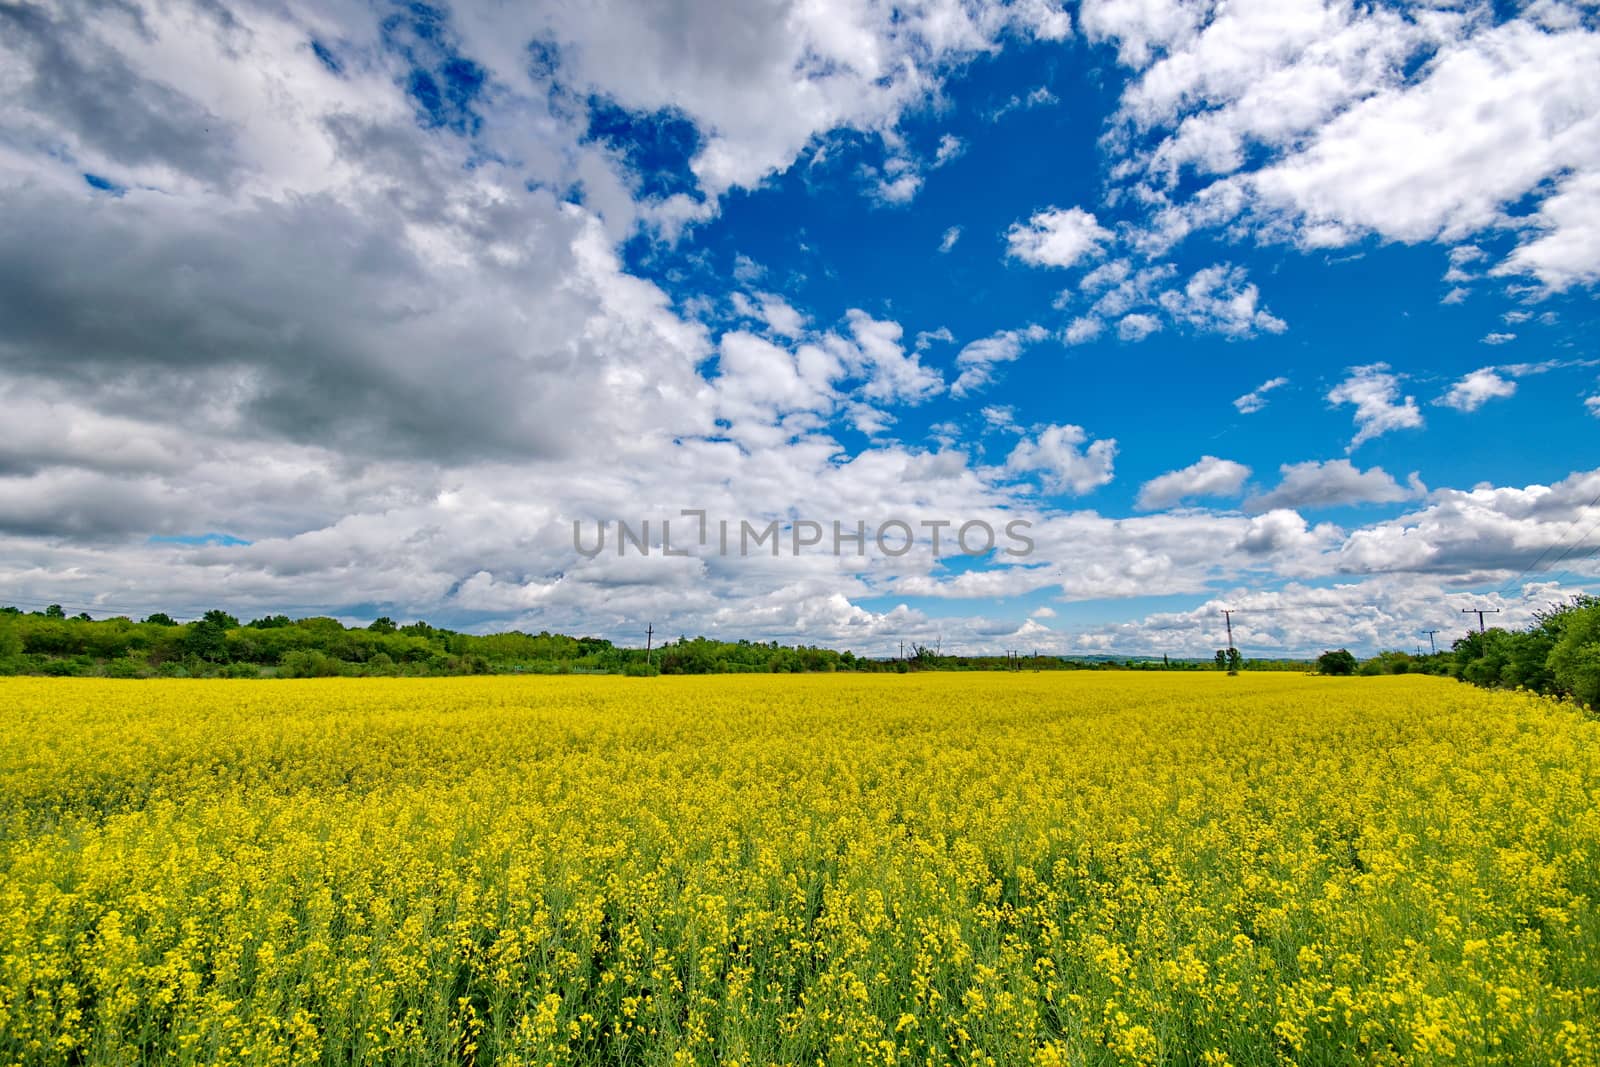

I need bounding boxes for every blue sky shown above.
[0,0,1596,655]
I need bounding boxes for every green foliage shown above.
[184,617,231,663]
[1450,596,1600,709]
[1548,603,1600,708]
[0,603,1325,680]
[1317,649,1358,676]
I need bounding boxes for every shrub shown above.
[1317,649,1358,676]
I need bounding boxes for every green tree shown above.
[0,623,20,662]
[143,612,177,626]
[184,618,231,663]
[1548,602,1600,708]
[1317,649,1358,676]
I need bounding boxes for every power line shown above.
[0,593,211,620]
[1496,484,1600,598]
[1533,515,1600,591]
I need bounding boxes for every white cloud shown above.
[1481,332,1516,345]
[1135,456,1252,511]
[1064,316,1104,345]
[1234,376,1289,414]
[939,225,962,253]
[1079,258,1131,293]
[1088,263,1177,317]
[1006,207,1112,268]
[732,254,766,285]
[733,291,808,338]
[0,0,1595,659]
[981,405,1020,433]
[824,310,944,406]
[934,134,965,167]
[1494,169,1600,290]
[1435,358,1600,413]
[1089,4,1600,293]
[950,325,1049,397]
[1118,313,1162,342]
[1157,264,1287,337]
[1005,423,1118,495]
[463,0,1074,203]
[989,85,1061,120]
[866,151,924,205]
[1245,459,1415,512]
[1436,368,1517,412]
[1586,394,1600,418]
[755,293,807,338]
[1327,364,1423,451]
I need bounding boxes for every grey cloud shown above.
[0,1,242,186]
[1245,460,1416,513]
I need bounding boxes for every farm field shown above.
[1,674,1598,1066]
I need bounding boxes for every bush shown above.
[1317,649,1358,676]
[1548,606,1600,708]
[279,650,346,678]
[104,657,149,679]
[622,661,660,677]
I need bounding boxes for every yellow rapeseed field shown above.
[1,673,1598,1066]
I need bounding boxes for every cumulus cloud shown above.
[823,311,944,406]
[1006,207,1112,268]
[1234,376,1289,414]
[1436,368,1517,412]
[938,225,962,253]
[1087,1,1600,293]
[1434,359,1599,413]
[1063,316,1104,345]
[1327,364,1424,451]
[0,0,1595,657]
[1245,460,1416,513]
[950,325,1049,397]
[1118,313,1162,342]
[1135,456,1252,511]
[1157,264,1287,337]
[981,405,1021,433]
[1005,424,1118,495]
[1065,575,1590,658]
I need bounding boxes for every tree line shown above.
[1314,595,1599,709]
[0,605,1322,679]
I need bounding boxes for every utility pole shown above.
[899,640,905,662]
[1422,629,1440,654]
[1461,607,1500,634]
[645,623,654,668]
[1220,609,1235,650]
